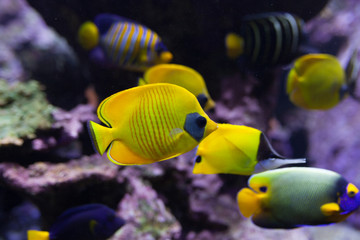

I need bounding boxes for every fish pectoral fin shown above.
[321,202,340,216]
[89,220,98,235]
[237,188,261,218]
[138,77,147,86]
[27,230,50,240]
[139,51,149,63]
[107,140,155,165]
[169,128,185,141]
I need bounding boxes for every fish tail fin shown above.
[237,188,261,218]
[159,51,173,63]
[78,21,99,50]
[225,33,244,59]
[27,230,50,240]
[255,158,306,173]
[87,121,114,155]
[138,77,147,86]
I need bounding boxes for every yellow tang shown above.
[138,64,215,111]
[286,53,347,110]
[88,83,218,165]
[193,124,306,175]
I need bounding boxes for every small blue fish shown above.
[28,204,125,240]
[78,13,173,71]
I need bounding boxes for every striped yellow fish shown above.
[138,64,215,111]
[88,83,218,165]
[78,13,173,71]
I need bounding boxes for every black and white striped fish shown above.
[78,14,173,72]
[225,12,305,67]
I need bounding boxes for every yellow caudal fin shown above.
[27,230,50,240]
[107,140,156,165]
[87,121,114,155]
[138,77,147,86]
[237,188,261,218]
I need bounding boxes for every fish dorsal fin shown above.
[320,202,340,216]
[96,86,146,129]
[237,188,261,218]
[94,13,139,34]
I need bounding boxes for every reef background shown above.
[1,0,360,239]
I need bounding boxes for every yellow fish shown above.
[138,64,215,111]
[193,124,306,175]
[286,53,347,110]
[237,167,360,228]
[88,83,218,165]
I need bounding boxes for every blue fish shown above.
[78,13,173,71]
[28,204,125,240]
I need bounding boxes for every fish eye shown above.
[196,116,207,128]
[195,156,202,163]
[349,191,356,197]
[259,186,267,193]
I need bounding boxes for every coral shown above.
[113,177,181,240]
[0,80,53,146]
[0,0,87,109]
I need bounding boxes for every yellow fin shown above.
[139,51,148,63]
[160,51,173,63]
[169,128,185,141]
[27,230,50,240]
[237,188,261,218]
[89,219,98,235]
[138,77,147,86]
[78,21,99,50]
[88,121,114,155]
[225,33,244,59]
[107,140,155,165]
[321,202,340,216]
